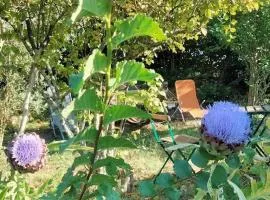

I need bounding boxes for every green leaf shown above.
[155,173,174,189]
[89,174,117,187]
[228,180,247,200]
[225,154,240,169]
[191,148,214,168]
[47,141,66,152]
[163,187,181,200]
[211,165,227,188]
[37,179,53,196]
[59,127,97,152]
[138,180,156,197]
[111,14,166,49]
[84,49,108,79]
[114,60,158,88]
[69,50,108,94]
[72,153,92,168]
[196,172,210,191]
[98,136,136,149]
[69,72,84,94]
[47,141,93,152]
[0,188,7,200]
[243,147,256,164]
[173,159,193,180]
[62,88,103,118]
[55,168,85,197]
[104,105,151,125]
[94,157,131,170]
[98,184,121,200]
[71,0,112,22]
[194,188,207,200]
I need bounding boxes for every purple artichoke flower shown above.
[201,101,251,156]
[7,133,47,172]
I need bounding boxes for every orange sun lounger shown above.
[174,80,206,121]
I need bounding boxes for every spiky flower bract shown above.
[201,101,251,156]
[7,133,46,173]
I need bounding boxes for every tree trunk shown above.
[18,65,38,134]
[247,60,259,106]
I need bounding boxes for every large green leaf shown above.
[59,127,97,152]
[69,72,84,94]
[97,184,120,200]
[111,14,166,49]
[98,136,136,149]
[164,187,181,200]
[225,154,240,169]
[196,172,210,191]
[194,189,207,200]
[228,180,247,200]
[173,159,193,180]
[138,180,156,198]
[47,141,93,153]
[103,105,151,125]
[71,0,111,22]
[191,148,215,168]
[89,174,117,186]
[72,153,92,168]
[93,157,131,171]
[211,165,227,188]
[93,157,131,176]
[156,173,174,189]
[62,88,103,118]
[0,188,7,200]
[84,49,108,77]
[69,50,108,94]
[114,60,158,88]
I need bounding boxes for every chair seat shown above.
[161,134,199,144]
[183,108,206,119]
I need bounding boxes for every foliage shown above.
[210,5,270,104]
[151,34,248,104]
[0,171,52,200]
[44,0,166,199]
[114,0,270,53]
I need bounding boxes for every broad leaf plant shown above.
[44,0,166,199]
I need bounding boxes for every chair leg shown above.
[179,108,185,122]
[253,114,268,136]
[255,144,268,157]
[153,151,174,183]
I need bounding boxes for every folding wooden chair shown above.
[172,80,206,122]
[150,116,200,182]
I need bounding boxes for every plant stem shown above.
[104,14,112,104]
[78,8,113,200]
[78,117,104,200]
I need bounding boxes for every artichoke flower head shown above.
[7,133,47,173]
[201,101,251,157]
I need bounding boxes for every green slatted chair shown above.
[150,115,200,182]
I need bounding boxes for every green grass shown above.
[0,120,200,198]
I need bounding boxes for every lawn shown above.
[0,120,200,198]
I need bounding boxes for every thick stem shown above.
[18,65,38,134]
[78,9,113,200]
[104,16,112,104]
[78,117,104,200]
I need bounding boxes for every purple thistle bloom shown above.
[7,133,46,172]
[202,101,251,145]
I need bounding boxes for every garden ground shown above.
[0,120,200,199]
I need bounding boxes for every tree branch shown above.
[25,18,37,50]
[40,7,69,50]
[0,16,34,56]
